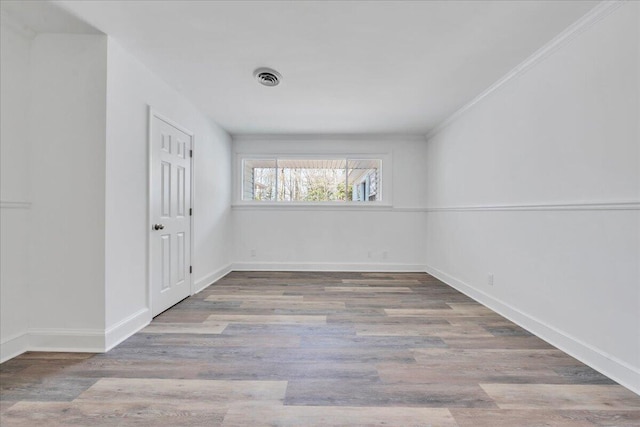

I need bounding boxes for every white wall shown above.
[425,2,639,393]
[2,3,636,401]
[104,40,233,344]
[0,15,33,360]
[232,136,428,271]
[0,17,232,359]
[28,33,108,350]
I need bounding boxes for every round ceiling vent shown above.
[254,67,282,87]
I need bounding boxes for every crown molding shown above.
[425,0,625,140]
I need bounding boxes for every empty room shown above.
[0,0,638,425]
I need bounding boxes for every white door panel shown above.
[151,115,192,316]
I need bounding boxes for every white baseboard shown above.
[1,310,151,363]
[28,328,105,353]
[0,332,29,363]
[232,261,426,272]
[105,308,150,351]
[193,263,233,294]
[425,264,640,396]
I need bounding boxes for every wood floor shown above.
[1,271,639,426]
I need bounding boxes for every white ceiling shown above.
[50,0,599,135]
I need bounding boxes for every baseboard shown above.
[425,264,640,396]
[28,328,105,353]
[193,263,233,294]
[105,308,150,351]
[0,332,29,363]
[232,261,426,272]
[1,310,151,363]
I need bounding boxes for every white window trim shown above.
[233,152,393,209]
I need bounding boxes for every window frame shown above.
[233,152,392,208]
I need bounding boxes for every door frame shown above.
[147,106,196,315]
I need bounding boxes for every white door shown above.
[150,113,192,316]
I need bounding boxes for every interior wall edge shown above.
[425,264,640,396]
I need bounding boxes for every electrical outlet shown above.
[382,251,388,260]
[250,249,256,257]
[488,274,494,286]
[367,251,372,259]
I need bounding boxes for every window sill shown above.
[231,202,394,211]
[231,203,427,212]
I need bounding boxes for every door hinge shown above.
[189,266,192,274]
[189,208,192,216]
[189,149,193,158]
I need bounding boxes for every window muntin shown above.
[242,157,382,202]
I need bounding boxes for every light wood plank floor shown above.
[2,271,639,426]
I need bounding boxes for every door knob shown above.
[153,224,165,230]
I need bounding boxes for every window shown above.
[242,157,382,202]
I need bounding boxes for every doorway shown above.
[148,109,193,317]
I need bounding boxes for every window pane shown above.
[243,159,276,201]
[242,157,383,203]
[276,159,347,202]
[348,159,381,202]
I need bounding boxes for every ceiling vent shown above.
[254,67,282,87]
